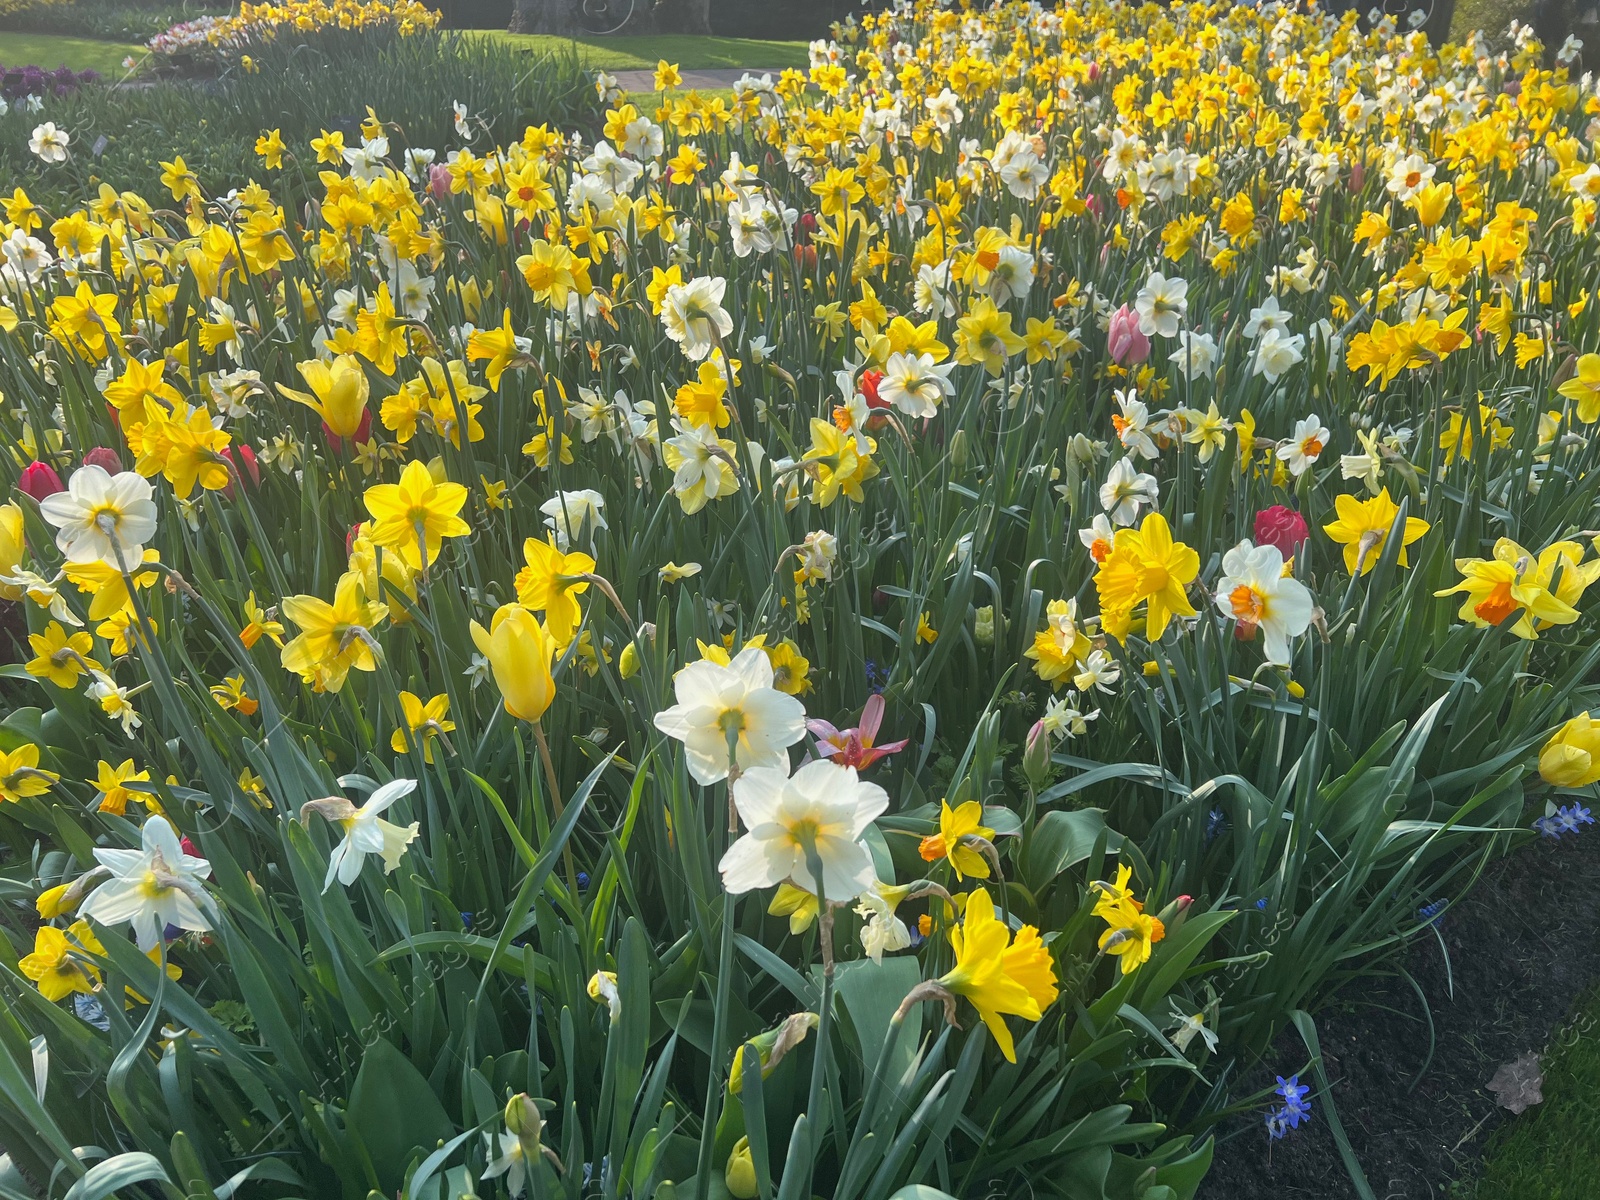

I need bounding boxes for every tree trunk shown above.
[508,0,712,36]
[508,0,587,35]
[648,0,713,35]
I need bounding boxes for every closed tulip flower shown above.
[277,354,370,441]
[471,604,557,723]
[1540,713,1600,788]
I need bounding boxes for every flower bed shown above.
[0,3,1595,1198]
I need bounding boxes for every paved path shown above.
[611,67,786,90]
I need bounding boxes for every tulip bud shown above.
[1155,894,1193,937]
[725,1137,758,1200]
[1023,719,1052,788]
[1540,713,1600,788]
[428,162,452,202]
[82,447,121,473]
[973,604,996,646]
[471,604,557,723]
[17,460,64,501]
[948,427,969,469]
[220,444,260,498]
[1106,304,1150,366]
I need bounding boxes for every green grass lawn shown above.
[1467,987,1600,1198]
[486,32,808,71]
[2,32,141,76]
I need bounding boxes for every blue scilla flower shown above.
[1265,1107,1290,1140]
[1205,809,1226,843]
[577,871,591,891]
[1274,1075,1312,1127]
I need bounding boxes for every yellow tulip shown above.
[1539,713,1600,788]
[470,604,556,723]
[277,354,369,439]
[0,501,24,600]
[725,1137,758,1200]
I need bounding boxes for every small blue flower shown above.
[1265,1107,1290,1140]
[1205,809,1226,843]
[1418,898,1447,926]
[1534,814,1562,838]
[460,911,474,929]
[1273,1075,1312,1127]
[577,871,591,891]
[1254,897,1269,911]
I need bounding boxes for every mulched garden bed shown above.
[1200,830,1600,1198]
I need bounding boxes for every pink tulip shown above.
[1107,304,1150,365]
[428,163,452,202]
[807,694,910,771]
[82,447,121,473]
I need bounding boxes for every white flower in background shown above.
[403,147,436,181]
[1306,148,1340,190]
[1073,649,1122,695]
[1168,331,1218,380]
[914,260,956,318]
[29,122,69,163]
[480,1132,529,1197]
[1099,457,1160,525]
[302,778,421,893]
[1243,294,1291,340]
[1214,540,1313,665]
[1570,163,1600,200]
[1113,390,1160,459]
[79,815,214,951]
[1078,513,1116,562]
[727,194,777,257]
[987,244,1036,304]
[39,466,158,564]
[719,760,888,901]
[855,883,913,962]
[1252,327,1305,383]
[452,100,470,138]
[87,673,141,736]
[1169,1002,1220,1053]
[1277,413,1330,477]
[540,489,607,550]
[1040,696,1099,738]
[1385,152,1435,201]
[2,229,52,280]
[795,530,839,583]
[1340,427,1383,494]
[654,647,807,785]
[999,147,1048,199]
[391,260,435,319]
[581,140,644,193]
[622,114,665,159]
[1134,271,1188,338]
[663,420,740,514]
[1556,36,1582,65]
[925,87,962,132]
[342,136,388,181]
[660,276,733,361]
[879,351,956,418]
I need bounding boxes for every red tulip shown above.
[17,460,64,501]
[1254,505,1310,559]
[82,447,122,473]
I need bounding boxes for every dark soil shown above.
[1199,831,1600,1200]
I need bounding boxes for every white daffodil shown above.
[1073,649,1122,695]
[1099,457,1160,525]
[1277,413,1330,476]
[855,882,913,963]
[79,815,214,951]
[301,778,421,893]
[879,350,956,419]
[1252,327,1305,383]
[1134,271,1188,338]
[540,489,607,550]
[1113,390,1160,459]
[660,276,734,362]
[1168,331,1218,380]
[654,647,807,785]
[38,466,158,565]
[29,122,69,164]
[719,760,887,902]
[1168,1002,1220,1053]
[1214,539,1314,665]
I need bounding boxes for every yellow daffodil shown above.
[937,888,1058,1063]
[471,604,557,723]
[918,799,995,880]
